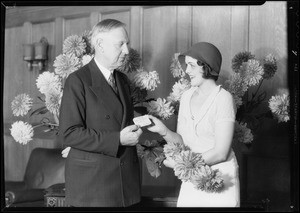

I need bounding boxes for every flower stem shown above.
[252,79,264,100]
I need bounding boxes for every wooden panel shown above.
[249,2,288,97]
[3,25,29,123]
[177,6,192,53]
[5,6,132,28]
[192,6,233,84]
[130,6,143,51]
[142,6,177,99]
[141,6,179,189]
[64,16,92,39]
[101,10,131,35]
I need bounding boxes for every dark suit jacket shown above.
[59,59,141,207]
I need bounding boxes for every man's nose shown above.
[122,43,129,54]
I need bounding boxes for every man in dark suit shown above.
[59,19,143,207]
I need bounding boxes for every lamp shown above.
[23,37,48,71]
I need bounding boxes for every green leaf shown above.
[30,106,48,116]
[145,152,162,178]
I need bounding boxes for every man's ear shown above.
[96,38,103,51]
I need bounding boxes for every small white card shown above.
[133,115,152,127]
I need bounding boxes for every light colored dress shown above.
[176,85,240,207]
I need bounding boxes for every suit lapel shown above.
[88,59,123,125]
[115,71,132,128]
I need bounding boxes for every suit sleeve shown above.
[58,73,120,157]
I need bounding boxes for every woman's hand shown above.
[163,157,176,169]
[147,115,168,136]
[61,146,71,158]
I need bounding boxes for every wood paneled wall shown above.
[4,3,289,203]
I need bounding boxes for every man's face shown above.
[100,27,130,70]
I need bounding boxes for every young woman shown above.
[147,42,240,207]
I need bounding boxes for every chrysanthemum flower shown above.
[133,69,160,91]
[233,122,254,144]
[11,93,33,116]
[170,53,186,78]
[241,59,264,86]
[163,140,188,160]
[174,150,205,182]
[167,79,191,103]
[117,48,141,73]
[263,54,277,79]
[45,90,62,116]
[36,71,62,95]
[147,98,174,120]
[136,144,146,158]
[63,35,86,58]
[82,54,94,66]
[191,166,224,192]
[130,83,148,105]
[224,73,248,97]
[269,93,290,122]
[81,30,94,55]
[231,51,255,73]
[10,121,34,145]
[53,54,81,79]
[232,95,243,109]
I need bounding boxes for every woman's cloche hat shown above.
[178,42,222,76]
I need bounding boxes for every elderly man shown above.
[59,19,142,207]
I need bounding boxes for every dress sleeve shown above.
[215,90,237,123]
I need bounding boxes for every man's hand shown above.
[120,124,143,146]
[61,146,71,158]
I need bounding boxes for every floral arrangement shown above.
[10,31,160,145]
[165,140,224,192]
[224,52,290,146]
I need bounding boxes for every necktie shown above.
[108,73,118,95]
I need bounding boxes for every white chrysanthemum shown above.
[241,59,264,86]
[269,93,290,122]
[133,69,160,91]
[82,54,94,66]
[45,90,63,116]
[233,122,253,144]
[170,53,185,78]
[11,93,33,116]
[163,140,188,160]
[63,35,86,58]
[36,71,62,95]
[167,79,191,103]
[147,98,174,120]
[265,53,276,64]
[53,54,81,79]
[173,150,205,182]
[10,121,34,145]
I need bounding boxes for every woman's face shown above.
[185,55,205,87]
